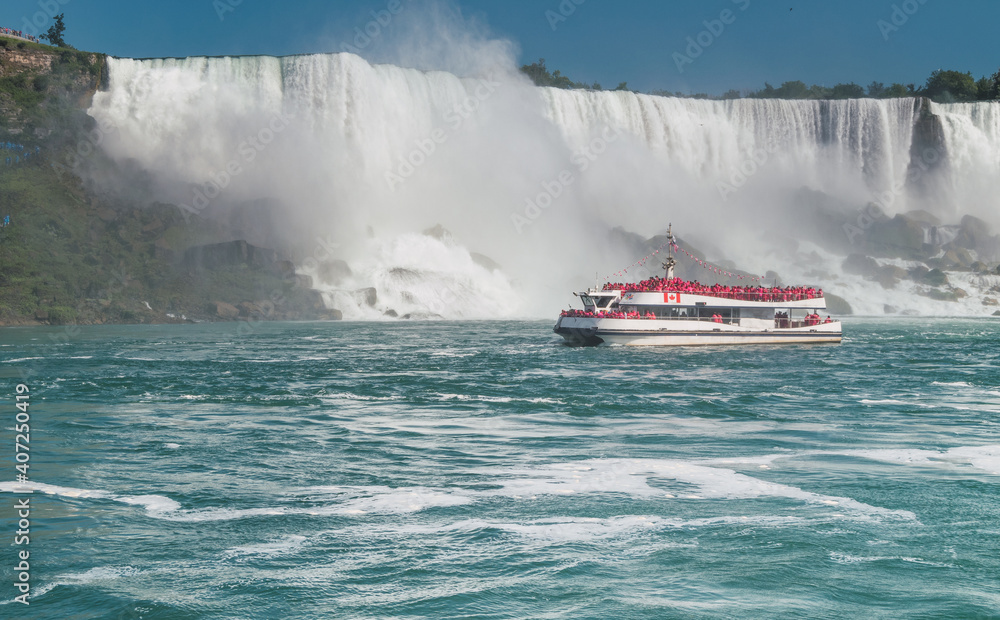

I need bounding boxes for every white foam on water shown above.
[164,443,181,449]
[708,445,1000,478]
[487,459,916,520]
[843,445,1000,475]
[434,393,566,405]
[157,507,289,522]
[472,515,668,541]
[0,481,180,514]
[944,445,1000,475]
[117,494,183,513]
[333,487,473,515]
[292,485,474,515]
[829,552,954,568]
[1,566,141,605]
[222,535,309,559]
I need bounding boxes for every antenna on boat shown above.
[662,223,676,280]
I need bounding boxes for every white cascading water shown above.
[89,53,1000,317]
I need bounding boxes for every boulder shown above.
[237,302,260,317]
[842,254,879,277]
[293,274,313,290]
[957,214,992,249]
[874,265,909,289]
[354,287,377,307]
[273,260,296,279]
[983,297,999,306]
[922,268,949,286]
[921,289,958,302]
[903,209,941,226]
[316,259,352,285]
[211,301,239,319]
[471,252,501,272]
[423,224,454,241]
[824,293,853,315]
[865,215,926,258]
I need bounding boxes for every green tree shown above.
[831,83,865,99]
[867,81,886,98]
[976,77,994,100]
[614,81,628,91]
[922,69,977,102]
[774,80,810,99]
[42,13,67,48]
[518,59,586,89]
[978,69,1000,100]
[883,83,912,98]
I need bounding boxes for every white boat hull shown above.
[554,316,842,346]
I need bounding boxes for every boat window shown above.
[596,296,614,308]
[581,295,594,307]
[743,308,771,320]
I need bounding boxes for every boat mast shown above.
[662,223,676,280]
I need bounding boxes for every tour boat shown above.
[554,227,842,346]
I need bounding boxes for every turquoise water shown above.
[2,318,1000,619]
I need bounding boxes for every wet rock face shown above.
[212,301,239,319]
[824,293,853,315]
[316,260,352,285]
[355,287,377,307]
[863,215,926,258]
[842,254,879,277]
[907,97,948,189]
[183,240,280,271]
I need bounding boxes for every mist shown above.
[84,4,1000,319]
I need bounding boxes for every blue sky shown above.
[3,0,998,94]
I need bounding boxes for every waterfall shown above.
[89,54,1000,317]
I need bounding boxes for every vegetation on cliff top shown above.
[520,58,1000,103]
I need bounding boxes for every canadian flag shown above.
[664,292,681,303]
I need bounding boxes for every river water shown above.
[1,318,999,618]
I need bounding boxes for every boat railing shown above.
[560,311,834,327]
[604,288,823,302]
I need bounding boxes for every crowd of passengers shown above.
[0,28,40,43]
[559,308,836,324]
[601,276,822,301]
